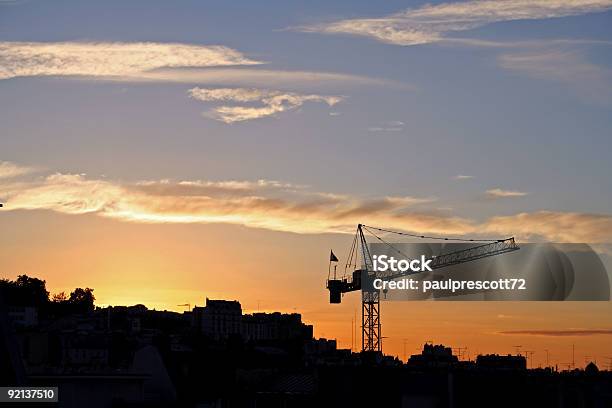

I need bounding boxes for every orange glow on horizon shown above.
[1,210,611,371]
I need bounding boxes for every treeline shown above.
[0,275,95,315]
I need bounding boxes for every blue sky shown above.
[2,0,611,228]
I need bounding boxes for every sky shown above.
[1,0,612,368]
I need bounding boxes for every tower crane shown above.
[327,224,519,353]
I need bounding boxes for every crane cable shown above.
[362,225,415,263]
[344,231,358,275]
[360,225,514,270]
[362,225,510,243]
[338,224,513,280]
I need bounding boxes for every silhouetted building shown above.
[191,299,314,343]
[305,338,337,355]
[476,354,526,370]
[7,305,38,327]
[242,312,312,342]
[62,334,109,368]
[195,298,242,340]
[585,361,599,375]
[408,343,458,368]
[29,373,148,408]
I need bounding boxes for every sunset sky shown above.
[1,0,612,368]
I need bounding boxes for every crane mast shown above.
[327,224,519,353]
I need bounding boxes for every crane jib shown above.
[379,237,519,281]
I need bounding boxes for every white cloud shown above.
[453,174,473,180]
[486,188,529,198]
[0,41,261,80]
[0,161,37,179]
[188,87,343,123]
[4,173,123,214]
[0,42,408,91]
[300,0,612,46]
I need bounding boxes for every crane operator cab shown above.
[327,269,363,304]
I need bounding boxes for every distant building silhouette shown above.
[7,305,38,327]
[193,298,242,339]
[408,343,458,368]
[242,312,312,342]
[476,354,526,370]
[191,298,313,343]
[585,361,599,375]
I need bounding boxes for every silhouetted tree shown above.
[52,292,68,302]
[1,276,98,317]
[0,275,49,307]
[68,288,95,313]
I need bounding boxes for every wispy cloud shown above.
[484,211,612,242]
[499,329,612,336]
[0,170,465,235]
[498,49,612,103]
[0,41,261,80]
[188,88,343,123]
[127,68,404,90]
[2,164,612,242]
[453,174,473,180]
[0,161,38,179]
[439,37,612,49]
[0,41,408,91]
[499,50,605,81]
[299,0,612,46]
[486,188,528,198]
[368,121,404,132]
[2,175,447,234]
